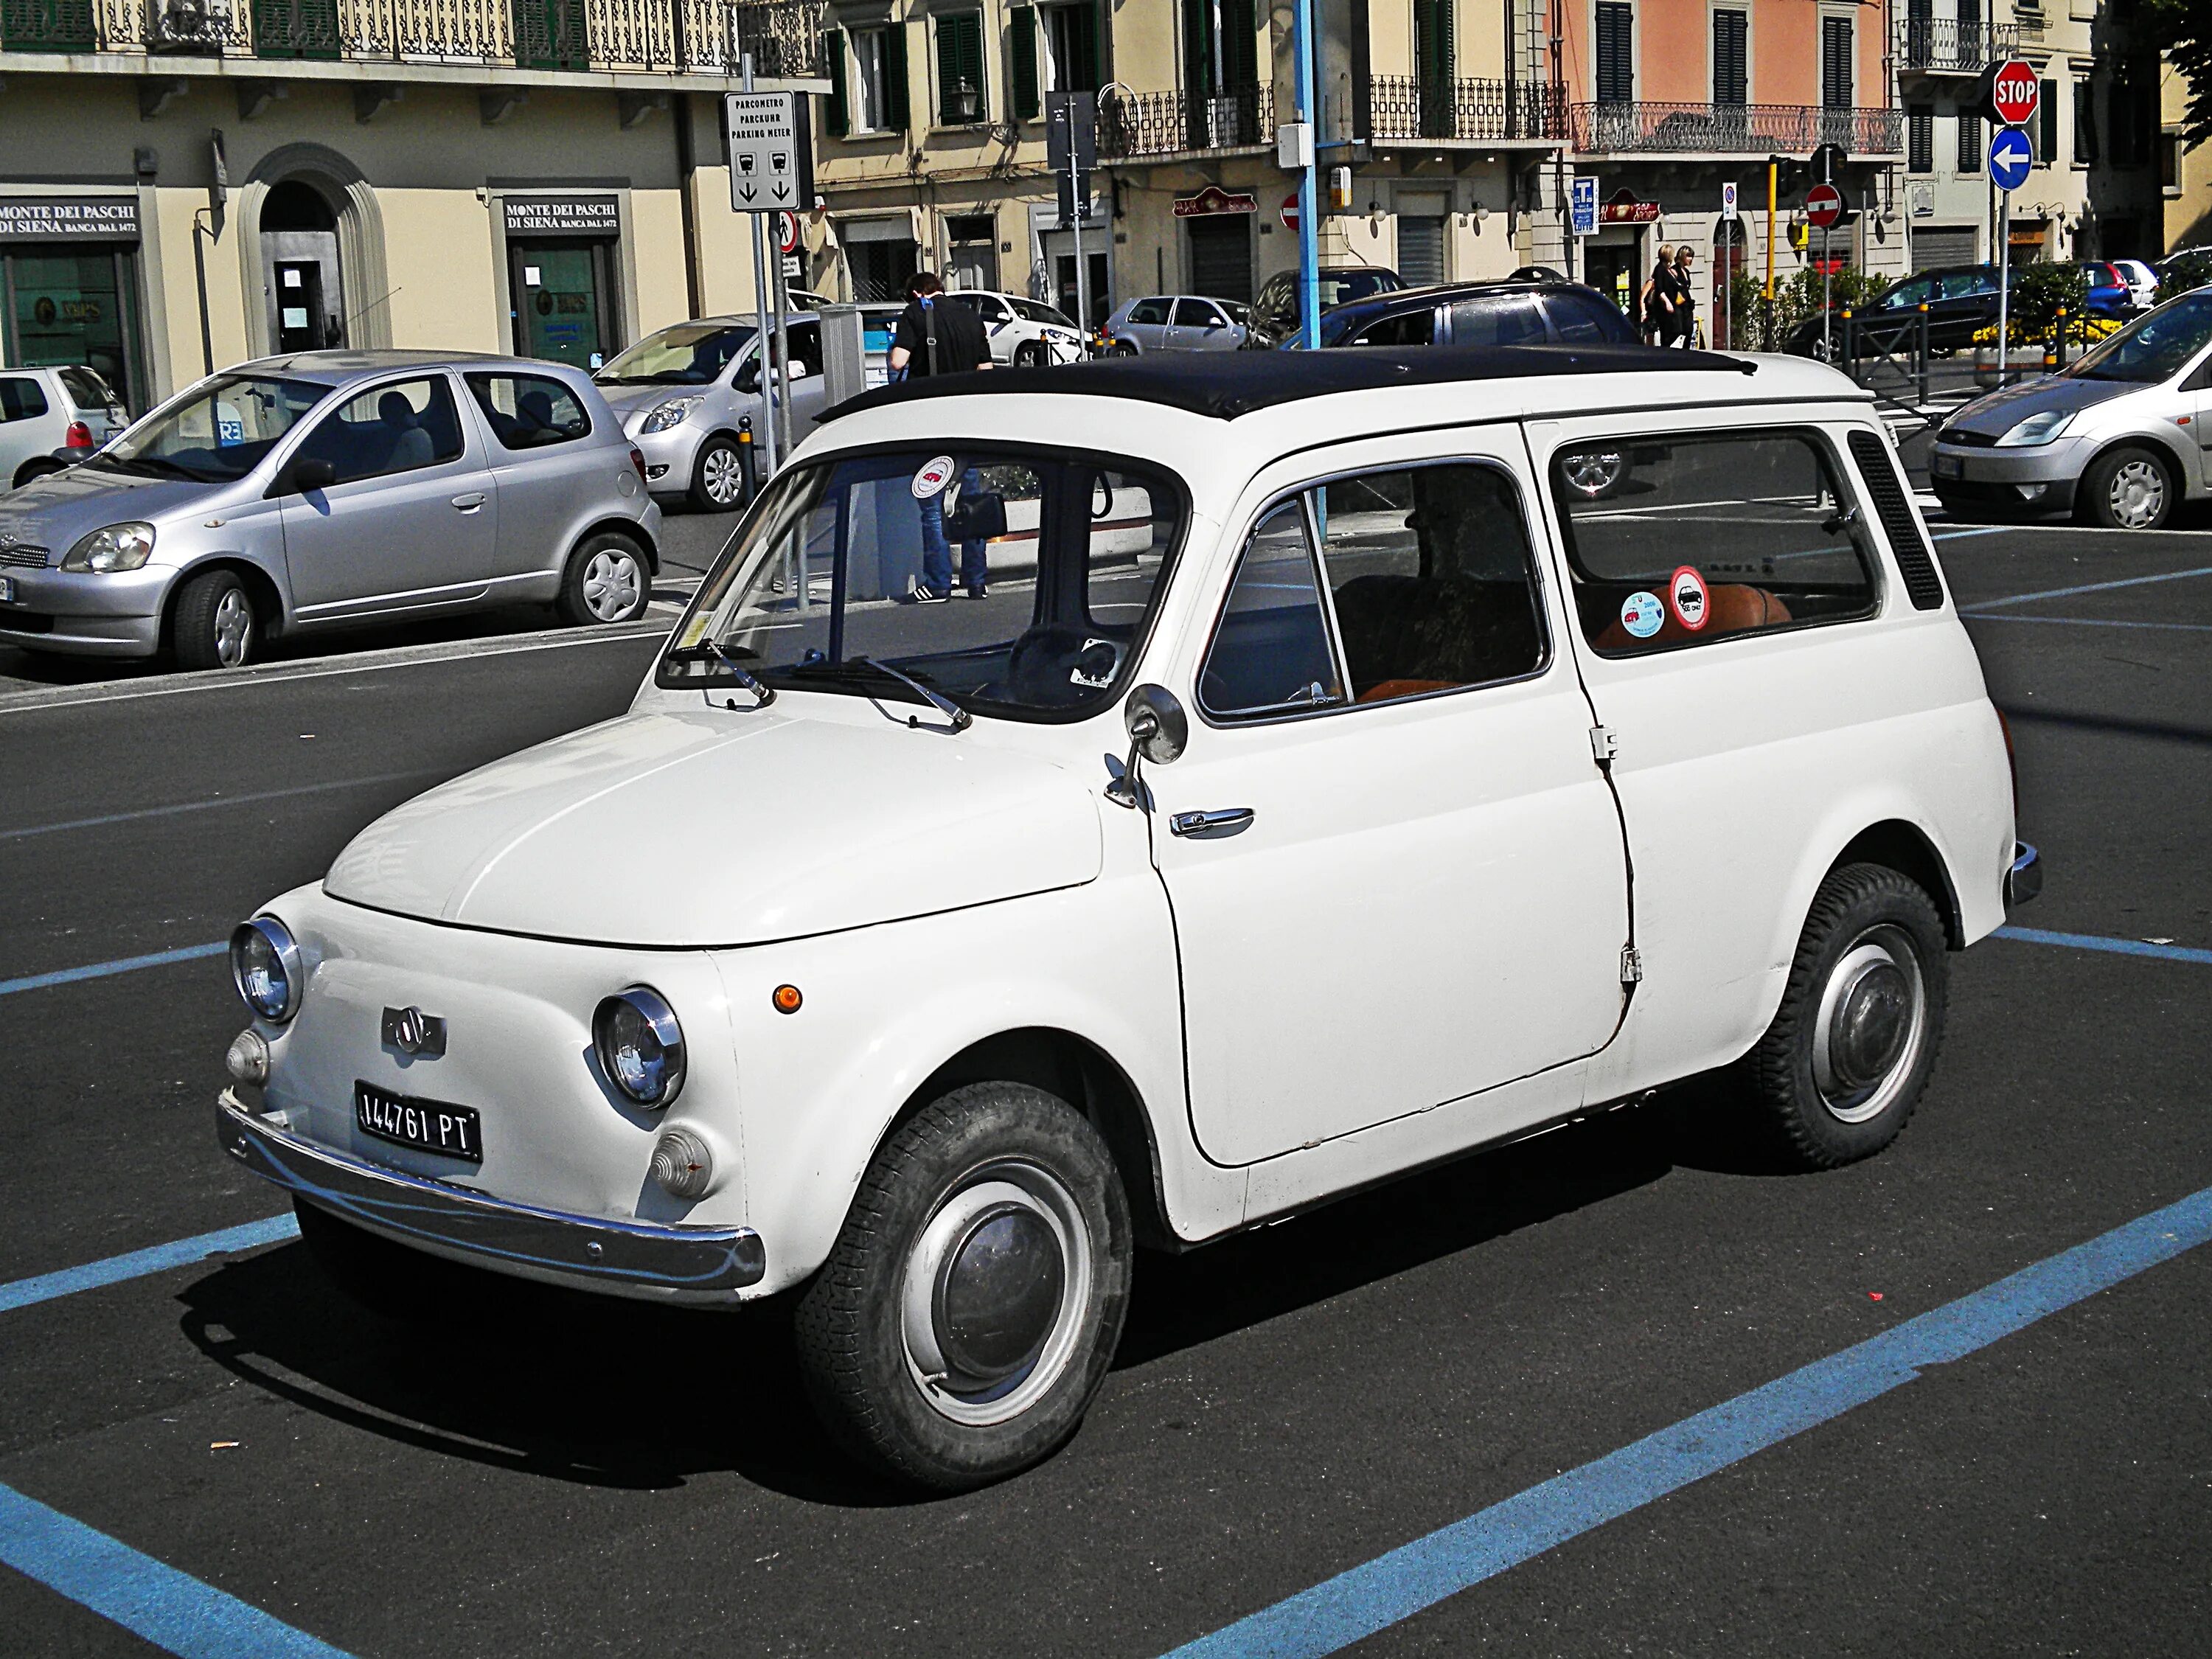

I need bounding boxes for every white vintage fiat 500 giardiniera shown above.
[218,346,2039,1489]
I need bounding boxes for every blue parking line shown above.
[1992,925,2212,966]
[1931,526,2010,540]
[0,1482,354,1659]
[0,941,226,999]
[1161,1184,2212,1659]
[0,1215,300,1316]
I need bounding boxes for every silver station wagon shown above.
[0,349,661,669]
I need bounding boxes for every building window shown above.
[936,13,987,126]
[830,25,905,135]
[1595,2,1633,104]
[2039,80,2059,164]
[1820,15,1853,108]
[1712,8,1747,107]
[2164,129,2183,192]
[2109,79,2148,167]
[1907,105,1934,174]
[2073,79,2096,164]
[1957,111,1981,174]
[1044,1,1104,94]
[945,214,998,292]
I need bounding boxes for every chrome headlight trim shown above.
[60,521,156,573]
[593,986,687,1107]
[229,917,303,1023]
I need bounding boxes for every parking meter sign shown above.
[1989,60,2039,128]
[1989,126,2034,192]
[1806,184,1843,230]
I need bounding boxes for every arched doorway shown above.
[260,178,347,352]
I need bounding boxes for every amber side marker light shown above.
[773,984,804,1015]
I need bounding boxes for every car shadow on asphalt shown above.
[167,1078,1792,1509]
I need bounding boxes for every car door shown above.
[1149,434,1633,1166]
[0,375,49,479]
[1444,293,1547,346]
[276,371,498,621]
[1125,297,1172,351]
[457,368,602,587]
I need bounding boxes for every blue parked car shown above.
[2076,261,2135,319]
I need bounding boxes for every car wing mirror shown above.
[1204,316,1225,330]
[734,364,759,393]
[271,455,336,498]
[1105,683,1187,809]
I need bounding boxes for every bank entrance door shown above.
[1,246,145,412]
[509,240,617,369]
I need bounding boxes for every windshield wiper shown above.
[790,657,971,732]
[667,640,776,710]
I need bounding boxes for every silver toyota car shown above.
[1930,288,2212,530]
[0,349,661,669]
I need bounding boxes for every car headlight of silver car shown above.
[640,397,703,434]
[1994,410,2075,448]
[60,521,156,573]
[229,917,303,1023]
[594,987,686,1106]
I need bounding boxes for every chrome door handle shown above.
[1169,807,1255,838]
[451,493,487,511]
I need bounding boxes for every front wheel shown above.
[2076,445,2174,530]
[1742,863,1948,1169]
[556,532,651,626]
[689,435,745,512]
[1012,340,1049,368]
[170,567,258,669]
[794,1082,1133,1490]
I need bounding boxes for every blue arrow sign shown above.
[1989,126,2033,192]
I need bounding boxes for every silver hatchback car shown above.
[0,350,660,669]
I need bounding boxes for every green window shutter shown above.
[1079,0,1106,91]
[826,29,849,137]
[1222,0,1257,88]
[884,22,911,131]
[939,13,985,125]
[1183,0,1213,99]
[1010,6,1040,120]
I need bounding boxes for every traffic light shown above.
[1767,153,1807,195]
[1808,142,1848,187]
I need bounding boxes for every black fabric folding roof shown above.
[821,343,1759,424]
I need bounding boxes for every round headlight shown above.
[594,987,686,1106]
[229,917,302,1023]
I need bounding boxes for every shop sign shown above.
[1599,189,1660,225]
[503,194,621,236]
[1173,187,1258,218]
[0,197,140,241]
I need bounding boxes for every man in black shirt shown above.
[890,272,995,600]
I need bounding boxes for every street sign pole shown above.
[1981,62,2040,391]
[1293,0,1320,349]
[1996,187,2011,388]
[1820,151,1832,364]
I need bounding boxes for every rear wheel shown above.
[1012,340,1049,368]
[2076,445,2174,530]
[170,567,258,669]
[557,532,651,626]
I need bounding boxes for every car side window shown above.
[1544,291,1632,344]
[1882,276,1933,310]
[465,372,592,451]
[1130,298,1171,326]
[294,375,465,484]
[772,320,826,379]
[1356,310,1435,347]
[1173,298,1217,327]
[1551,429,1880,656]
[0,377,49,422]
[1447,295,1546,346]
[1200,500,1344,719]
[59,368,112,410]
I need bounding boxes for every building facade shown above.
[0,0,825,411]
[2163,58,2211,254]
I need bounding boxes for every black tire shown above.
[1110,341,1138,358]
[688,434,746,512]
[556,531,652,626]
[170,566,258,669]
[2074,445,2175,530]
[794,1082,1133,1491]
[1741,863,1949,1170]
[1012,340,1048,368]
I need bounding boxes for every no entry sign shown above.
[1281,190,1299,232]
[1987,59,2039,128]
[1805,184,1844,230]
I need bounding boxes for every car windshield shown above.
[597,322,754,385]
[92,375,327,482]
[2065,291,2212,383]
[660,444,1183,721]
[1012,298,1077,327]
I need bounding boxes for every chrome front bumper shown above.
[217,1088,765,1302]
[2008,841,2042,908]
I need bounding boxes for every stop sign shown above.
[1806,184,1844,230]
[1281,190,1299,232]
[1989,59,2039,127]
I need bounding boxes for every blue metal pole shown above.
[1293,0,1320,348]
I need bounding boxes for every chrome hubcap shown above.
[702,446,740,504]
[900,1160,1091,1426]
[1565,452,1624,495]
[1812,927,1927,1124]
[212,588,253,667]
[2108,460,2165,528]
[581,549,641,621]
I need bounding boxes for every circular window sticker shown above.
[1620,591,1665,639]
[1669,565,1710,631]
[911,456,958,498]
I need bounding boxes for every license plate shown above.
[1933,453,1964,480]
[355,1080,482,1162]
[0,576,15,604]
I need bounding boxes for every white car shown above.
[946,291,1089,366]
[2110,259,2160,313]
[1,365,128,490]
[216,345,2034,1490]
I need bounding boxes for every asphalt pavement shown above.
[1,508,2209,1658]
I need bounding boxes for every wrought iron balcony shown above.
[0,0,827,77]
[1894,15,2019,77]
[1366,74,1565,143]
[1571,101,1904,157]
[1097,83,1273,161]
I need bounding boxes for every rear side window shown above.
[1355,310,1435,347]
[58,367,113,409]
[1544,292,1635,344]
[465,372,592,451]
[1174,298,1219,327]
[1447,295,1546,346]
[1129,298,1171,326]
[0,377,49,422]
[294,375,465,484]
[1551,430,1880,655]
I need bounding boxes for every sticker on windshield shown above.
[1068,638,1120,689]
[1621,591,1665,639]
[911,456,958,498]
[1668,565,1709,631]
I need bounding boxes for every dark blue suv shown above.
[1305,280,1638,349]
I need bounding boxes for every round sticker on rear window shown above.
[1621,591,1665,639]
[1669,565,1709,631]
[911,456,958,498]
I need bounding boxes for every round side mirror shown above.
[1124,684,1187,765]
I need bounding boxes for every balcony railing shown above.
[1097,83,1273,160]
[0,0,826,75]
[1366,74,1565,142]
[1571,101,1903,156]
[1894,16,2018,77]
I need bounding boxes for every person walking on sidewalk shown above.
[889,273,994,602]
[1641,245,1677,346]
[1670,246,1700,348]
